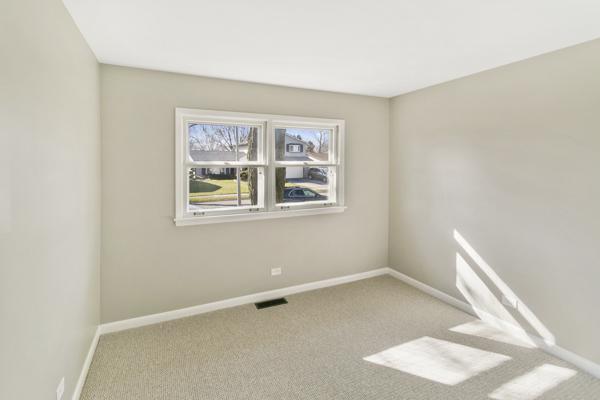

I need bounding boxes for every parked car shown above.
[307,167,328,182]
[283,187,328,202]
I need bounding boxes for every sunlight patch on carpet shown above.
[489,364,576,400]
[364,336,511,385]
[450,320,535,348]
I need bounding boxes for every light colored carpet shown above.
[81,276,600,399]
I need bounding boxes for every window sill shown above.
[174,206,346,226]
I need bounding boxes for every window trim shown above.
[175,108,345,226]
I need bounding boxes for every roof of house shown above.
[283,133,328,161]
[189,138,326,163]
[284,133,310,146]
[189,150,247,162]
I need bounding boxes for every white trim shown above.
[175,108,345,225]
[386,268,600,379]
[175,204,346,226]
[177,108,344,126]
[386,268,473,314]
[72,327,100,400]
[78,267,600,397]
[98,267,387,334]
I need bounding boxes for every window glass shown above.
[275,167,331,204]
[176,109,344,224]
[188,123,259,162]
[188,167,260,210]
[275,127,332,162]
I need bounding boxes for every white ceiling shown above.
[62,0,600,97]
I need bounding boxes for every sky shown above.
[283,127,330,148]
[188,123,330,150]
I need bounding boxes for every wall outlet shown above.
[56,377,65,400]
[271,267,282,276]
[501,294,518,309]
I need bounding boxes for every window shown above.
[287,144,303,153]
[175,109,345,225]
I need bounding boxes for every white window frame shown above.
[175,108,345,226]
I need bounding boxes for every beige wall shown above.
[389,39,600,364]
[3,4,597,391]
[0,0,101,399]
[100,65,389,323]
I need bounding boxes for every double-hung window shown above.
[175,108,345,225]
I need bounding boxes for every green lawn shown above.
[189,178,327,203]
[189,178,248,203]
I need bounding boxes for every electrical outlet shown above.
[501,294,518,309]
[271,267,282,276]
[56,377,65,400]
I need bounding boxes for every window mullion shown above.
[266,120,275,212]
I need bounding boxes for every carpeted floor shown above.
[81,276,600,399]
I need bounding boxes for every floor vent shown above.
[255,297,288,309]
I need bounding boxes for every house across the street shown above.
[281,132,327,178]
[190,132,327,179]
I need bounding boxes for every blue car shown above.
[283,187,328,202]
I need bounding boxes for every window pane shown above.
[188,167,260,210]
[275,127,332,162]
[188,123,260,162]
[275,167,331,204]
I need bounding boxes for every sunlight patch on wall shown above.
[450,320,535,348]
[456,253,520,326]
[364,336,511,385]
[489,364,576,400]
[454,229,555,345]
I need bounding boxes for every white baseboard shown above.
[74,270,387,398]
[386,267,600,379]
[76,265,599,398]
[386,268,475,315]
[72,327,100,400]
[98,268,389,335]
